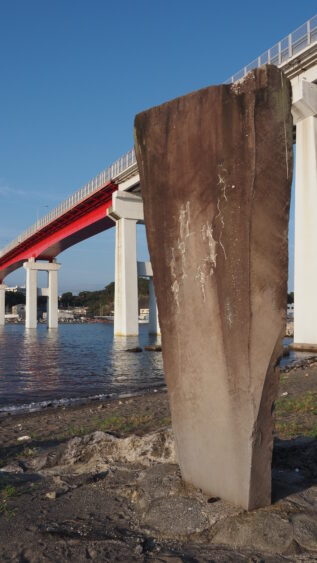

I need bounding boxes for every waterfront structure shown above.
[5,285,26,294]
[12,304,26,320]
[0,16,316,342]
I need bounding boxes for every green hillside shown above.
[59,279,149,317]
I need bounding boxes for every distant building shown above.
[72,307,87,316]
[58,309,74,321]
[287,303,294,318]
[6,286,26,295]
[12,304,26,320]
[4,313,19,321]
[139,308,149,322]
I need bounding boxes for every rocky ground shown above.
[0,362,316,562]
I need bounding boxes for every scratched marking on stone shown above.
[179,201,190,240]
[195,265,206,302]
[170,248,177,280]
[201,223,217,275]
[171,279,180,309]
[177,240,187,280]
[170,201,192,308]
[225,299,233,329]
[215,164,228,260]
[195,222,219,300]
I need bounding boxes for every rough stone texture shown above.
[0,428,316,561]
[134,65,293,509]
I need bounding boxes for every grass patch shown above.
[94,413,171,435]
[56,413,172,441]
[275,391,317,417]
[275,391,317,439]
[0,484,17,518]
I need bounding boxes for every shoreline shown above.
[0,361,316,560]
[0,350,315,417]
[0,384,167,416]
[1,359,316,465]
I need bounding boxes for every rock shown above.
[45,491,56,500]
[17,435,31,442]
[292,513,317,551]
[134,65,293,509]
[125,347,142,353]
[144,345,162,352]
[211,511,293,553]
[0,462,24,474]
[39,429,176,475]
[143,496,210,536]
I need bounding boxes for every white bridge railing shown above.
[0,149,137,259]
[1,14,317,261]
[225,14,317,84]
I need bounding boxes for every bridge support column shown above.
[114,218,138,336]
[48,264,61,329]
[108,192,144,336]
[0,284,6,326]
[24,259,61,329]
[149,278,160,335]
[293,80,317,349]
[137,261,160,335]
[24,260,38,329]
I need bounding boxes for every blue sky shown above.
[0,1,314,293]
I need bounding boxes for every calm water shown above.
[0,325,314,414]
[0,323,164,413]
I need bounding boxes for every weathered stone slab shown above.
[134,65,293,510]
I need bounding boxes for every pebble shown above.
[46,491,56,500]
[17,435,31,442]
[281,392,288,397]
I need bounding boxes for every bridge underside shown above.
[0,182,117,281]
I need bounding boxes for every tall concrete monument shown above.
[134,65,293,510]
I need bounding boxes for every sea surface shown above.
[0,323,164,413]
[0,325,314,414]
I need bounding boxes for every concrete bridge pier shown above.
[23,259,61,329]
[108,192,144,336]
[0,284,6,326]
[48,265,60,328]
[149,278,160,335]
[24,260,38,329]
[137,261,160,335]
[292,80,317,350]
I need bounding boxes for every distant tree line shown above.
[59,279,149,317]
[5,291,47,313]
[6,285,294,316]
